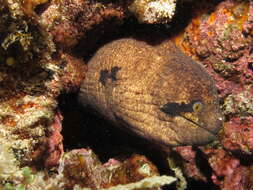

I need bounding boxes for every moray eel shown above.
[79,38,223,148]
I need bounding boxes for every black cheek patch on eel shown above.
[99,70,109,85]
[99,66,121,86]
[160,100,201,117]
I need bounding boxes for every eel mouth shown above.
[179,114,217,136]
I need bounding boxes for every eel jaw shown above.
[179,114,217,136]
[172,115,218,146]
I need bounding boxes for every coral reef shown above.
[39,111,64,168]
[0,0,54,100]
[174,146,207,182]
[175,0,253,100]
[0,0,87,166]
[40,0,126,50]
[204,148,252,190]
[1,0,253,189]
[0,95,57,165]
[62,149,166,189]
[0,148,176,190]
[45,53,87,96]
[222,117,253,155]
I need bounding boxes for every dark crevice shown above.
[57,93,175,186]
[248,62,253,72]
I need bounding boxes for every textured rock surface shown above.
[40,0,127,50]
[204,148,252,190]
[62,149,160,189]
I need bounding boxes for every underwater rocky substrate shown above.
[1,0,253,189]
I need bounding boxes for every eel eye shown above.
[192,101,203,112]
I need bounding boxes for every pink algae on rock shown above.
[40,0,127,49]
[45,53,87,96]
[43,111,64,168]
[175,0,253,97]
[174,146,207,182]
[204,148,252,190]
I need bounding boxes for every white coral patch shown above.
[143,0,176,23]
[74,175,177,190]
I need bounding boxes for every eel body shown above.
[79,38,223,147]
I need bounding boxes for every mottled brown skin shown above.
[79,38,223,148]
